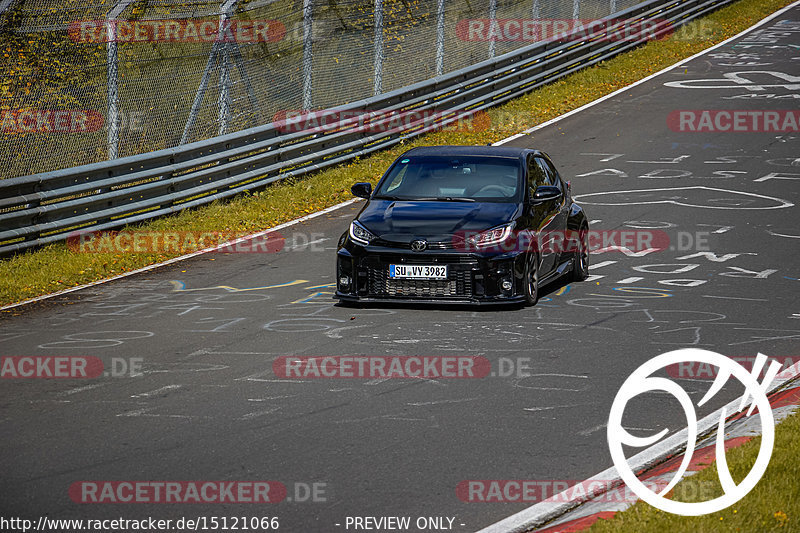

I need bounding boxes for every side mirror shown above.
[531,185,562,203]
[351,182,372,199]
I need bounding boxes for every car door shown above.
[526,155,557,274]
[533,156,568,275]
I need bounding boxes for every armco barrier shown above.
[0,0,734,256]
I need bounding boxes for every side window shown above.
[536,158,560,188]
[527,156,547,195]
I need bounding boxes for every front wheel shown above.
[570,225,589,282]
[524,253,539,306]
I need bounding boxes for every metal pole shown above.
[181,45,218,144]
[435,0,445,76]
[217,7,232,136]
[218,43,230,135]
[302,0,313,109]
[231,44,261,123]
[532,0,540,21]
[488,0,496,59]
[610,0,616,14]
[373,0,383,96]
[105,0,133,160]
[106,20,119,160]
[573,0,580,21]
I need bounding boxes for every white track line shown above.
[0,199,360,311]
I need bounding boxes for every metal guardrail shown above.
[0,0,734,256]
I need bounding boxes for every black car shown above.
[334,145,589,305]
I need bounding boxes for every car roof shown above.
[400,145,543,160]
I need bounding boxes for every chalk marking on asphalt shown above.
[248,396,298,401]
[407,398,480,406]
[575,186,793,210]
[239,408,280,420]
[169,279,308,292]
[703,295,768,301]
[130,384,182,398]
[1,199,360,311]
[57,383,108,397]
[617,277,644,284]
[523,404,582,412]
[588,260,617,270]
[480,2,800,530]
[577,423,606,436]
[492,3,800,145]
[767,229,800,239]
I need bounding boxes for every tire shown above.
[570,224,589,282]
[524,253,539,306]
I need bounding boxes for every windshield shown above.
[373,155,522,203]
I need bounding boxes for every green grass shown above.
[0,0,793,310]
[586,408,800,532]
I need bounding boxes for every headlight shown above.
[349,220,376,245]
[468,222,515,248]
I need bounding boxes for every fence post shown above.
[373,0,384,95]
[435,0,445,76]
[105,0,133,160]
[302,0,314,109]
[573,0,580,21]
[106,20,119,160]
[532,0,540,20]
[488,0,497,59]
[610,0,617,13]
[218,0,237,136]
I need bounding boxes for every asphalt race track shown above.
[2,8,798,532]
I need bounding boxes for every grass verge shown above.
[586,407,800,532]
[0,0,793,309]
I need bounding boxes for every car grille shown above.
[374,239,461,250]
[367,267,473,298]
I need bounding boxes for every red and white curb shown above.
[478,361,800,533]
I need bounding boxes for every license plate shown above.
[389,264,448,279]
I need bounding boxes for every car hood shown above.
[357,199,520,241]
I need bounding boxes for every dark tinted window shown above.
[536,158,559,188]
[374,155,522,202]
[527,156,547,192]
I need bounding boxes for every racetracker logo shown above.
[69,481,287,503]
[66,230,288,254]
[452,229,670,253]
[668,110,800,132]
[667,356,800,379]
[1,356,103,379]
[273,356,491,379]
[69,20,286,43]
[272,109,490,135]
[456,479,675,503]
[456,18,671,42]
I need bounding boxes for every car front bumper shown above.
[334,241,528,305]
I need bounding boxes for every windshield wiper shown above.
[416,197,476,202]
[372,195,404,200]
